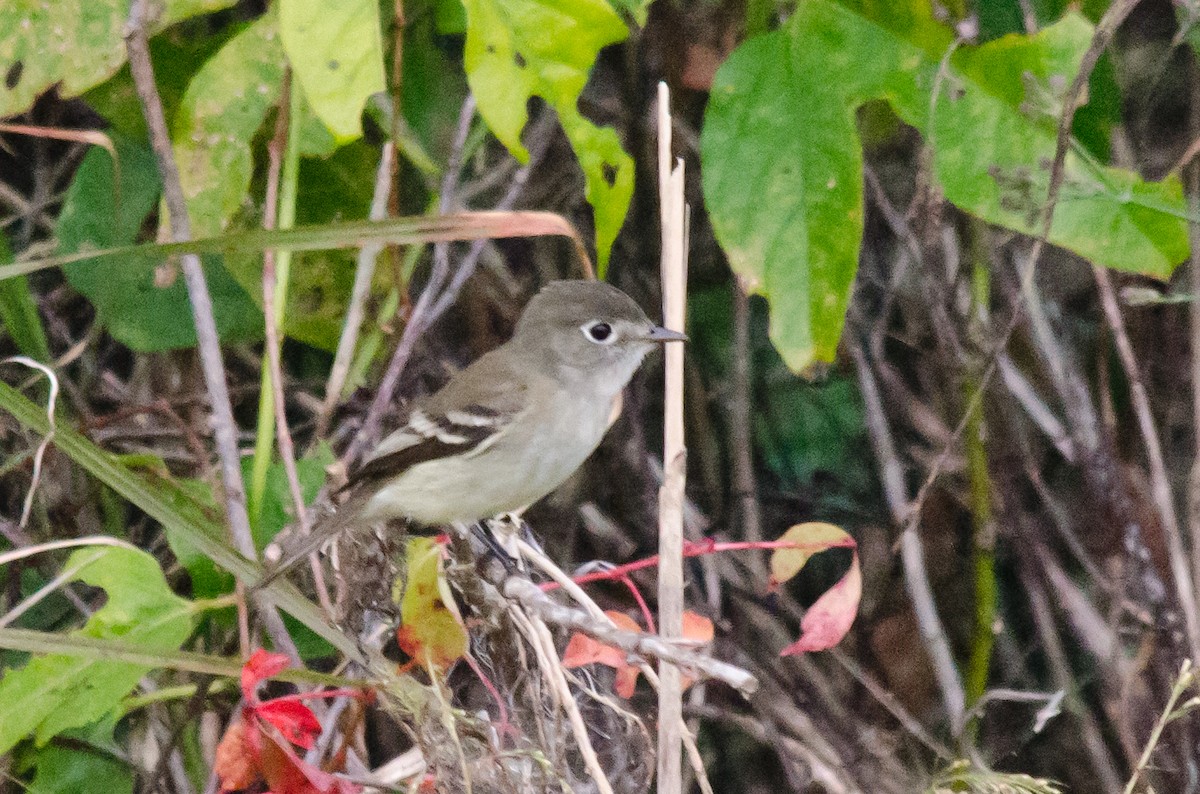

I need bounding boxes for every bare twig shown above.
[1188,71,1200,672]
[730,280,766,577]
[528,610,616,794]
[656,80,688,794]
[123,0,298,661]
[260,75,335,620]
[316,142,396,438]
[852,343,966,734]
[1124,660,1197,794]
[502,576,757,697]
[516,537,715,793]
[897,0,1142,549]
[1093,263,1200,660]
[344,96,476,465]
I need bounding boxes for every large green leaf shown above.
[0,547,194,754]
[23,715,133,794]
[463,0,632,269]
[279,0,386,142]
[701,0,1190,372]
[56,136,262,351]
[0,0,236,117]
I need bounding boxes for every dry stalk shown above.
[655,78,688,794]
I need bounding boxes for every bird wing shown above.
[341,348,535,493]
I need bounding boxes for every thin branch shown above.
[344,95,476,465]
[852,343,966,734]
[2,357,57,529]
[123,0,298,661]
[317,142,396,438]
[1093,263,1200,660]
[260,75,334,620]
[502,576,758,697]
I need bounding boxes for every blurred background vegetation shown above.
[4,0,1200,791]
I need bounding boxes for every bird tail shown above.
[253,492,368,591]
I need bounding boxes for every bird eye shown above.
[582,321,615,344]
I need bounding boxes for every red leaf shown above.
[258,727,362,794]
[242,649,292,700]
[255,699,322,749]
[779,557,862,655]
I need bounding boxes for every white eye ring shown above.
[581,320,617,344]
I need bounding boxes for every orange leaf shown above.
[214,719,259,791]
[563,611,641,669]
[768,522,856,591]
[779,556,862,655]
[679,611,715,691]
[680,611,714,643]
[562,611,645,698]
[258,725,362,794]
[615,664,642,698]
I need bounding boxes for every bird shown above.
[260,279,686,583]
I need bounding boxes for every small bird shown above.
[263,280,685,581]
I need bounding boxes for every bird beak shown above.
[645,325,688,343]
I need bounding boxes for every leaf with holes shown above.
[280,0,385,141]
[463,0,632,270]
[0,0,236,117]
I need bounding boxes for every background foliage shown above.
[4,0,1200,791]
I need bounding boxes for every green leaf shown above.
[0,380,364,663]
[402,10,469,166]
[27,745,132,794]
[56,135,262,351]
[223,141,386,352]
[463,0,632,269]
[279,0,386,142]
[701,0,1190,372]
[115,459,233,599]
[0,547,194,754]
[607,0,652,27]
[0,232,50,360]
[25,717,133,794]
[172,14,283,238]
[0,0,236,117]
